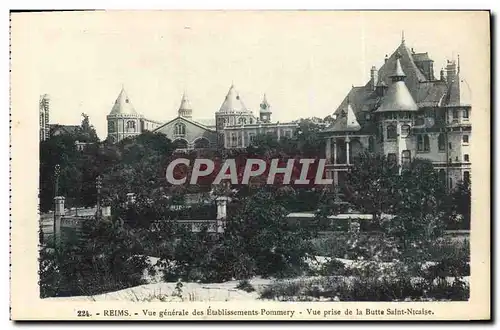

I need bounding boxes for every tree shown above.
[344,151,399,223]
[225,189,315,278]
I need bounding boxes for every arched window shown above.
[249,118,253,124]
[126,120,136,132]
[368,136,375,152]
[400,125,410,137]
[423,135,430,152]
[438,133,446,151]
[386,124,397,140]
[401,150,411,166]
[449,177,453,189]
[174,122,186,136]
[173,139,188,149]
[194,138,210,149]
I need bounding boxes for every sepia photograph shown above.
[9,9,490,320]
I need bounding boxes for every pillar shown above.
[216,196,229,233]
[325,138,331,163]
[54,196,65,245]
[346,137,351,165]
[333,140,337,165]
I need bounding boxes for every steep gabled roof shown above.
[109,87,139,116]
[367,42,427,101]
[445,71,472,107]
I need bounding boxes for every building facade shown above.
[106,87,163,143]
[322,37,472,191]
[39,94,50,141]
[105,84,298,150]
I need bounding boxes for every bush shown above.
[317,258,348,276]
[39,220,149,298]
[236,279,255,293]
[259,274,469,302]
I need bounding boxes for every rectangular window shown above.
[417,135,424,151]
[464,154,469,162]
[387,153,397,164]
[401,150,411,165]
[463,135,469,144]
[249,133,256,143]
[448,142,452,150]
[231,133,237,147]
[463,109,469,119]
[453,109,459,119]
[464,171,470,182]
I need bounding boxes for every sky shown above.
[11,11,490,139]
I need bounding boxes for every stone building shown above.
[105,84,298,150]
[322,37,472,191]
[106,87,163,143]
[39,94,50,141]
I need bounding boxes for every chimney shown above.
[384,54,389,63]
[54,196,65,242]
[370,66,378,90]
[445,60,457,84]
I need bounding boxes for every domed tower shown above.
[374,53,418,166]
[106,86,143,143]
[177,92,193,120]
[259,94,272,123]
[215,83,255,147]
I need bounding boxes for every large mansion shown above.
[322,37,471,191]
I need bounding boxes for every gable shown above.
[152,116,218,144]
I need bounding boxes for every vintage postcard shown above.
[10,10,490,321]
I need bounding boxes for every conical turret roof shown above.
[179,92,192,110]
[260,94,271,113]
[109,87,139,116]
[375,58,418,113]
[218,84,249,113]
[328,102,361,132]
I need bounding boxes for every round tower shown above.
[106,86,143,143]
[374,53,418,167]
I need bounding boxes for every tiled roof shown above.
[326,40,460,133]
[412,52,431,62]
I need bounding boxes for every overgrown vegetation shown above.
[39,114,471,301]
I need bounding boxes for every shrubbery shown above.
[39,220,149,298]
